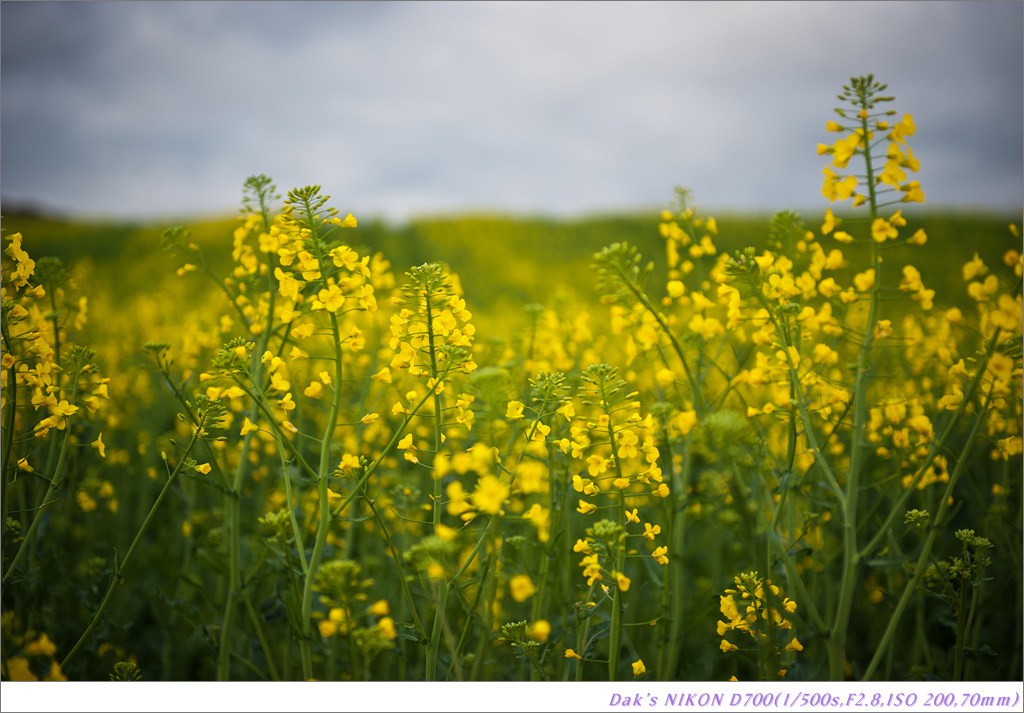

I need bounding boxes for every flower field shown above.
[2,76,1021,683]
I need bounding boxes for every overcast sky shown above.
[2,1,1022,222]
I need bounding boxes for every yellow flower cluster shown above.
[819,77,923,207]
[716,572,802,658]
[567,364,669,590]
[389,263,477,378]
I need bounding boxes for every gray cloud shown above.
[2,1,1021,221]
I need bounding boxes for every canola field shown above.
[1,76,1021,683]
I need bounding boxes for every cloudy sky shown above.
[2,1,1022,222]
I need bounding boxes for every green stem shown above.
[298,312,346,681]
[530,449,559,681]
[605,412,627,681]
[423,286,449,682]
[216,438,247,680]
[2,373,81,586]
[48,288,61,375]
[959,582,981,680]
[279,445,308,574]
[663,440,689,680]
[276,528,306,677]
[573,582,598,681]
[1,353,17,529]
[953,579,968,681]
[61,430,200,669]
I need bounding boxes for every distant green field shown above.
[5,208,1018,321]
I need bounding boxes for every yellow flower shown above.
[377,616,397,641]
[890,113,916,142]
[470,474,509,515]
[24,634,57,658]
[573,538,592,554]
[824,248,844,270]
[91,433,106,458]
[76,490,98,512]
[278,393,296,411]
[785,637,804,652]
[313,282,345,313]
[369,599,390,617]
[651,546,669,565]
[643,522,661,540]
[901,181,925,203]
[962,253,988,281]
[575,475,600,496]
[631,659,646,676]
[822,166,858,202]
[195,463,212,475]
[527,620,551,642]
[720,639,739,653]
[675,410,697,435]
[625,508,640,524]
[614,571,631,592]
[505,400,525,420]
[54,399,79,418]
[853,269,876,292]
[4,656,37,681]
[576,499,597,515]
[510,574,537,602]
[240,417,259,435]
[871,218,898,243]
[830,132,862,168]
[556,401,576,421]
[579,553,602,585]
[338,454,361,473]
[821,209,839,235]
[564,648,583,660]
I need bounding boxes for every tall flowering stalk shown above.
[172,180,376,680]
[567,363,669,679]
[388,261,476,680]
